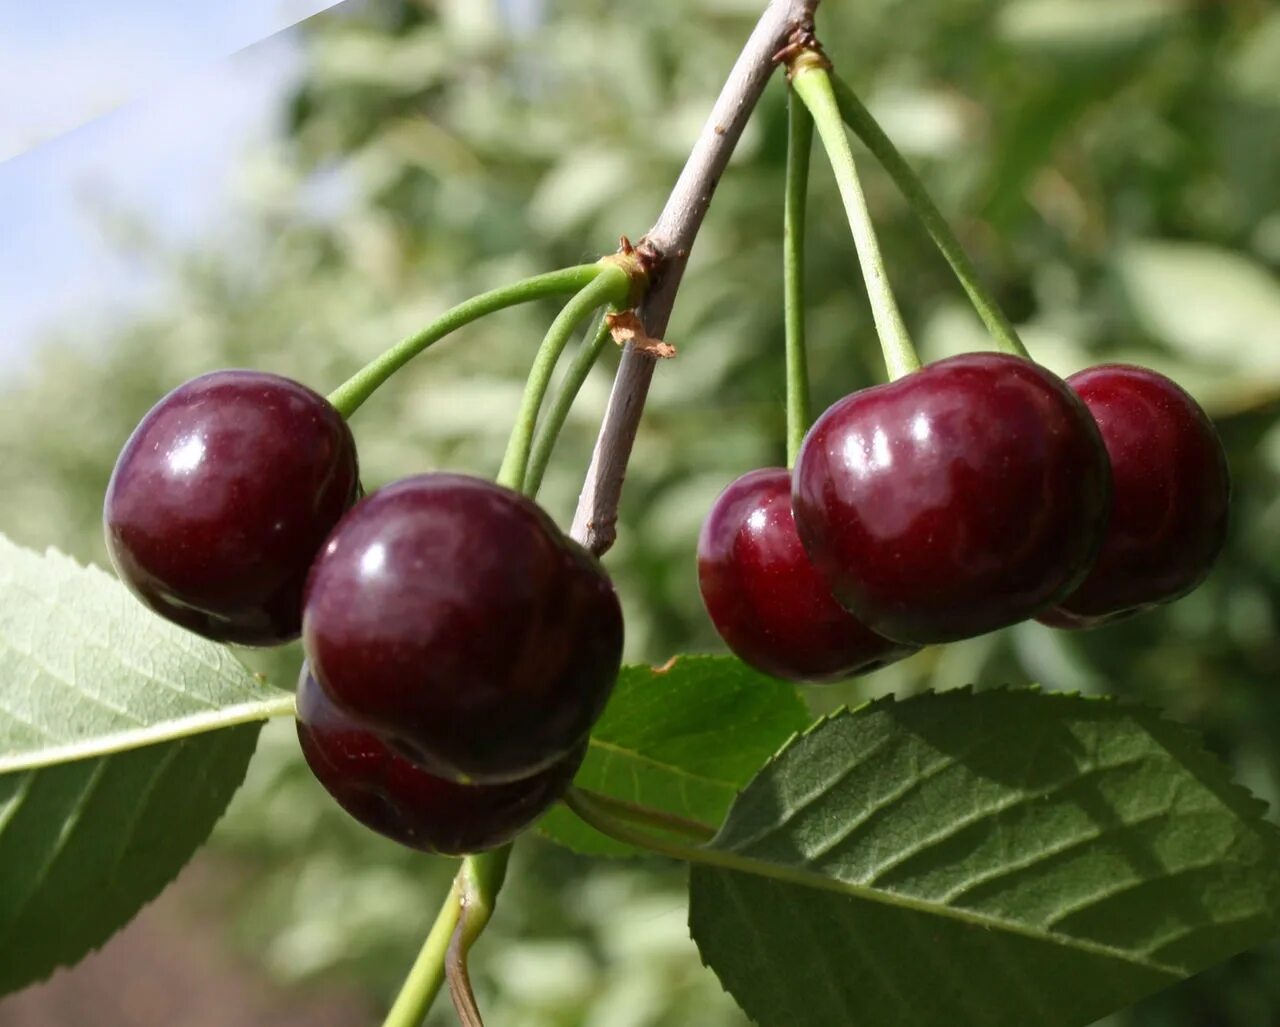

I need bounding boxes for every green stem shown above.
[784,87,815,467]
[381,875,463,1027]
[563,789,1178,976]
[792,63,921,382]
[571,787,718,843]
[522,309,617,497]
[829,74,1030,360]
[566,787,717,862]
[446,848,512,1027]
[326,264,605,419]
[495,265,631,490]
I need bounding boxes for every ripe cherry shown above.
[698,468,916,682]
[303,473,623,784]
[296,669,583,855]
[1038,364,1230,630]
[792,353,1111,644]
[104,370,359,646]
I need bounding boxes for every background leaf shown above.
[689,690,1280,1027]
[1115,241,1280,377]
[0,535,289,992]
[540,656,808,857]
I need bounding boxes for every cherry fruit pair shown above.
[105,371,624,853]
[699,355,1229,683]
[299,472,622,852]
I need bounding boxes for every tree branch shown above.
[570,0,818,554]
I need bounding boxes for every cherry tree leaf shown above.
[540,656,808,856]
[0,535,292,993]
[690,689,1280,1027]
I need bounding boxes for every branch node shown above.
[598,241,658,308]
[775,25,829,78]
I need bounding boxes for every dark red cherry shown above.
[302,473,623,784]
[104,370,359,646]
[1038,364,1230,630]
[296,668,583,855]
[697,468,916,682]
[792,353,1111,644]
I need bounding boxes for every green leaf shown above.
[0,536,292,992]
[0,731,259,994]
[689,689,1280,1027]
[540,656,808,857]
[0,536,293,773]
[1116,241,1280,377]
[998,0,1178,61]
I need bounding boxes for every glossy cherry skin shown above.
[302,473,623,784]
[104,370,359,646]
[792,353,1112,644]
[697,469,916,682]
[296,668,583,855]
[1038,365,1230,629]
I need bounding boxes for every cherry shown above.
[104,370,359,646]
[1038,364,1230,629]
[302,473,623,784]
[296,669,583,855]
[698,468,916,682]
[792,353,1111,644]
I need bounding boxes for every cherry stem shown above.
[380,875,463,1027]
[570,787,718,844]
[784,86,815,467]
[829,74,1030,360]
[445,848,511,1027]
[791,61,921,382]
[496,265,633,492]
[326,264,606,420]
[522,308,620,497]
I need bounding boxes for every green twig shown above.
[792,62,921,382]
[562,788,1179,975]
[571,787,718,843]
[565,788,715,862]
[446,849,512,1027]
[381,875,463,1027]
[326,264,605,419]
[522,310,617,497]
[784,87,815,466]
[495,265,632,491]
[829,74,1030,360]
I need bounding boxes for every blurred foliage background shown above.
[3,0,1280,1023]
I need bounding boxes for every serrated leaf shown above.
[540,656,808,857]
[0,535,292,992]
[0,535,292,773]
[0,729,259,993]
[689,690,1280,1027]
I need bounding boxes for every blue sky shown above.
[0,0,358,373]
[0,0,541,375]
[0,0,348,162]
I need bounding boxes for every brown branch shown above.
[569,0,819,555]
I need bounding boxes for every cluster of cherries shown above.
[104,371,623,855]
[102,350,1231,848]
[699,354,1231,683]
